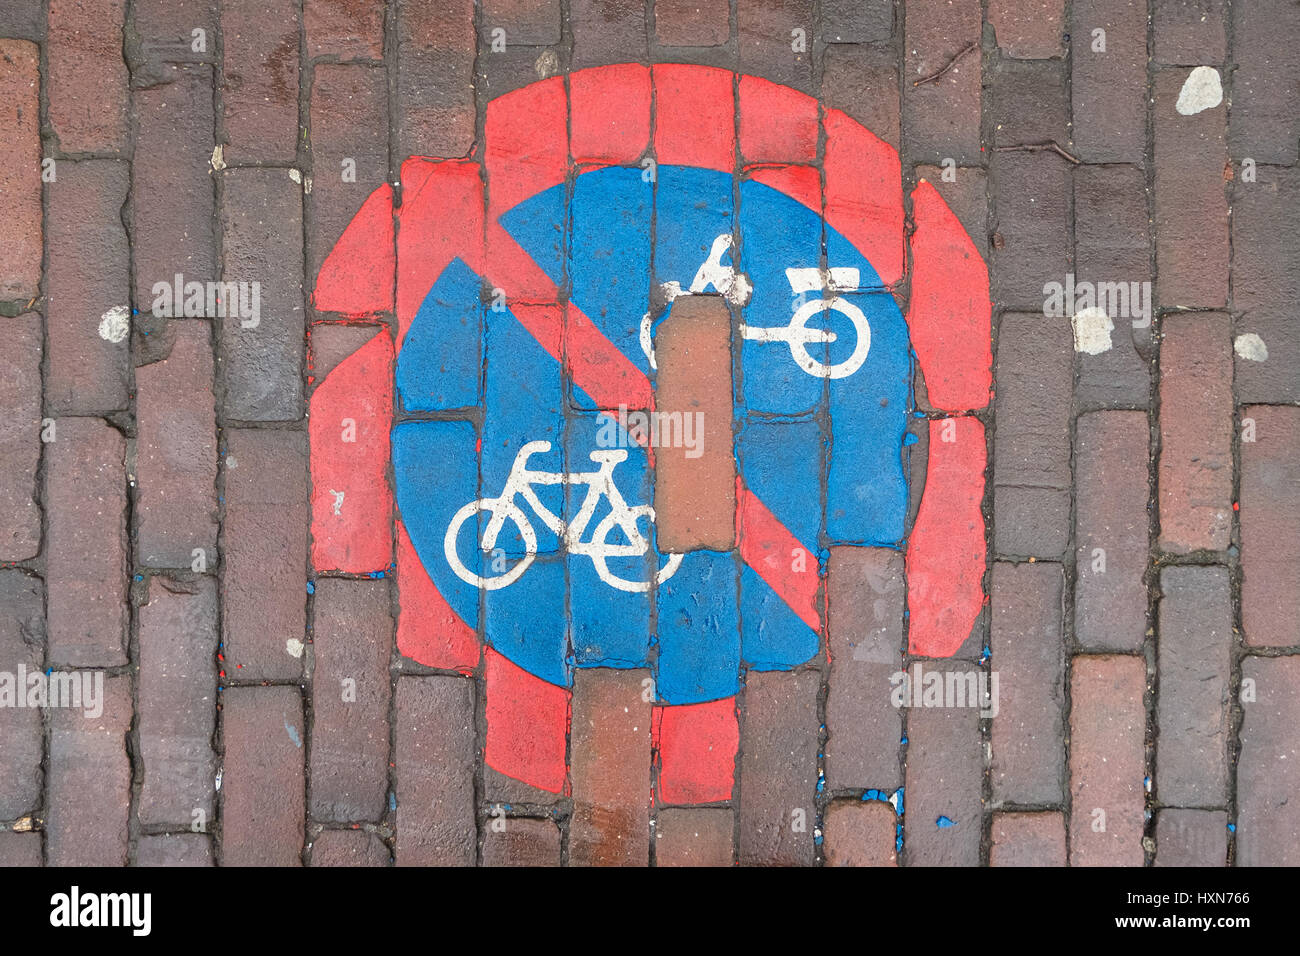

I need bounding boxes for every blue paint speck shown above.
[936,816,956,829]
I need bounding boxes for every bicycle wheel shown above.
[443,498,537,591]
[588,509,682,593]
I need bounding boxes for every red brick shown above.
[47,675,131,866]
[1157,314,1233,553]
[136,322,218,568]
[990,152,1072,310]
[738,0,815,93]
[138,576,218,828]
[653,295,736,552]
[132,63,217,308]
[1154,0,1226,64]
[822,0,892,42]
[1230,0,1300,165]
[310,579,391,823]
[1154,68,1229,309]
[131,0,217,69]
[45,160,131,415]
[821,44,899,148]
[221,429,307,681]
[1068,655,1146,866]
[136,833,213,866]
[825,547,903,791]
[0,315,41,559]
[654,808,733,866]
[305,0,384,60]
[655,0,729,47]
[993,312,1073,559]
[396,0,475,160]
[1071,0,1147,164]
[572,0,646,67]
[1237,656,1300,866]
[904,702,982,866]
[310,829,390,866]
[1156,566,1231,806]
[0,572,43,820]
[988,0,1064,58]
[481,817,561,867]
[47,0,128,152]
[1154,809,1227,867]
[0,832,42,866]
[990,562,1065,806]
[220,168,305,421]
[0,40,41,301]
[1241,406,1300,647]
[395,676,476,866]
[46,418,128,667]
[570,668,652,867]
[823,800,897,867]
[738,670,818,866]
[903,0,982,164]
[221,0,299,163]
[483,0,560,44]
[221,686,306,866]
[990,811,1067,866]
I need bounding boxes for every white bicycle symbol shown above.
[443,440,684,593]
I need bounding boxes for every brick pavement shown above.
[0,0,1297,868]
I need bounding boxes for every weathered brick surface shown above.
[904,702,982,866]
[309,578,391,823]
[221,429,308,680]
[305,0,384,61]
[222,0,299,163]
[1237,656,1300,866]
[131,0,217,72]
[310,829,391,866]
[737,0,814,93]
[395,675,476,866]
[136,833,214,867]
[572,0,646,66]
[138,576,218,828]
[655,0,729,47]
[990,152,1071,310]
[654,807,733,866]
[988,59,1069,149]
[1240,406,1300,647]
[0,832,42,866]
[0,572,44,820]
[481,817,562,867]
[1069,655,1146,866]
[990,811,1067,866]
[1154,808,1227,867]
[0,315,41,559]
[221,686,306,866]
[739,670,818,866]
[822,44,898,148]
[0,40,41,301]
[483,0,561,45]
[1153,0,1226,64]
[1071,0,1147,164]
[1157,314,1233,554]
[988,0,1064,58]
[1230,0,1300,165]
[903,0,982,164]
[823,800,897,867]
[397,0,475,159]
[47,0,128,153]
[0,0,44,40]
[46,418,128,667]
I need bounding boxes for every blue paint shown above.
[936,815,955,829]
[306,581,315,594]
[656,550,740,704]
[397,258,482,410]
[285,720,302,748]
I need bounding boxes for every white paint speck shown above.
[1071,306,1114,355]
[286,638,305,658]
[288,168,302,184]
[1234,332,1269,362]
[1176,67,1223,115]
[210,145,226,171]
[98,305,131,343]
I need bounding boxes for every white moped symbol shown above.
[444,440,684,593]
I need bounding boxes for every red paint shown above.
[309,329,393,573]
[571,63,651,165]
[312,184,395,316]
[653,696,739,804]
[395,519,478,672]
[736,478,822,633]
[747,164,821,214]
[906,416,987,657]
[908,180,993,411]
[652,63,734,171]
[739,75,819,164]
[484,648,569,793]
[823,108,904,287]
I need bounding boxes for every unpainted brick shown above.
[1071,0,1147,164]
[220,686,306,866]
[221,0,300,163]
[0,40,41,300]
[990,811,1067,866]
[1154,808,1227,867]
[310,829,391,866]
[903,0,982,164]
[136,833,214,867]
[903,701,982,866]
[0,572,44,820]
[0,315,42,560]
[481,817,561,867]
[47,0,128,153]
[1240,406,1300,647]
[739,669,818,866]
[1237,656,1300,866]
[823,800,898,867]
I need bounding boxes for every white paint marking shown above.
[1176,66,1223,115]
[98,305,131,343]
[286,638,305,658]
[1072,306,1114,355]
[1234,332,1269,362]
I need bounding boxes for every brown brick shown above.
[481,817,561,867]
[221,686,306,866]
[988,0,1064,58]
[220,168,305,421]
[739,670,819,866]
[222,429,307,680]
[305,0,384,60]
[1069,655,1146,866]
[990,562,1065,806]
[221,0,299,163]
[310,829,391,866]
[483,0,560,45]
[654,807,733,866]
[310,578,391,823]
[822,43,899,148]
[990,811,1067,866]
[823,800,898,867]
[1240,406,1300,647]
[993,312,1073,559]
[395,675,476,866]
[1074,411,1149,652]
[131,0,217,70]
[990,152,1072,310]
[1154,0,1226,64]
[903,0,982,164]
[0,315,41,559]
[1156,566,1230,806]
[396,0,475,160]
[0,831,42,866]
[822,0,892,42]
[572,0,646,67]
[136,322,218,568]
[988,59,1070,149]
[903,702,982,865]
[1157,314,1233,553]
[136,833,213,866]
[570,668,652,866]
[654,295,736,552]
[1071,0,1147,164]
[655,0,730,46]
[1154,808,1227,866]
[132,63,217,308]
[47,675,131,866]
[46,418,127,667]
[1237,656,1300,866]
[1154,68,1229,309]
[47,0,128,153]
[825,547,902,791]
[0,40,41,301]
[738,0,815,93]
[138,576,218,829]
[0,572,43,819]
[46,160,131,416]
[0,1,44,40]
[1230,0,1300,165]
